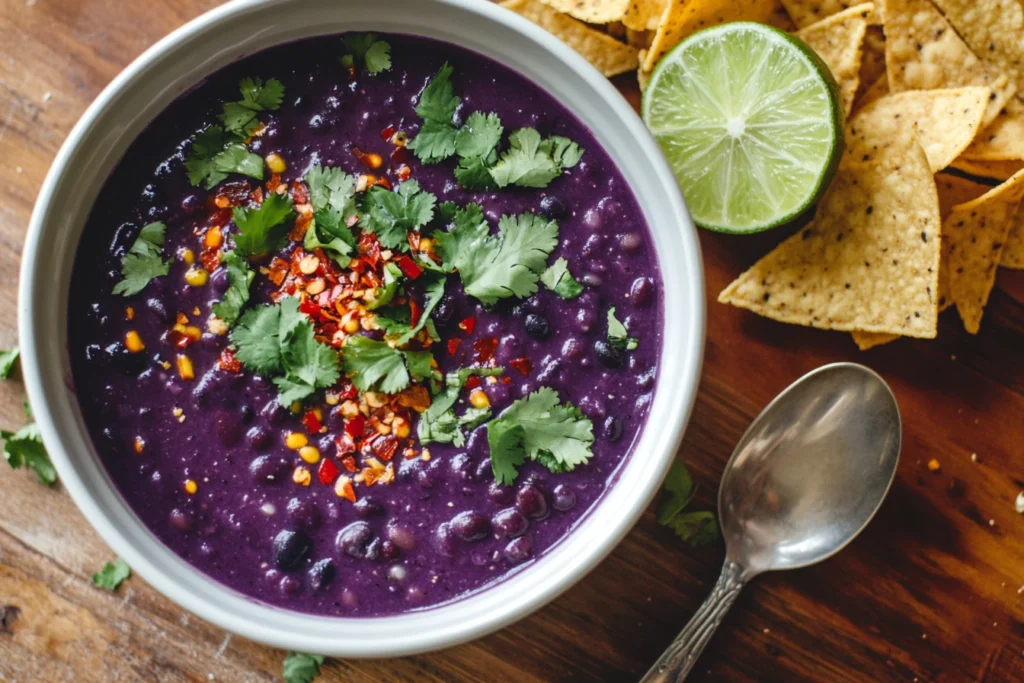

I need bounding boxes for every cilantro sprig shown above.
[407,63,461,164]
[418,366,504,446]
[486,387,594,485]
[232,193,295,259]
[304,165,359,261]
[490,128,584,189]
[230,298,340,405]
[341,34,392,75]
[92,559,131,591]
[453,111,503,190]
[340,336,440,394]
[2,423,56,486]
[372,272,446,346]
[0,347,19,379]
[283,652,326,683]
[113,222,171,297]
[211,250,254,327]
[359,180,436,250]
[658,460,719,547]
[607,307,639,351]
[541,257,584,299]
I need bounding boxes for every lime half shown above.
[642,22,844,234]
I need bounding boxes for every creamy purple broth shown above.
[67,34,663,616]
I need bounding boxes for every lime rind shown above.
[642,22,844,234]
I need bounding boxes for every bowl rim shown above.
[18,0,705,657]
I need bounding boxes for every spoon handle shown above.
[640,561,747,683]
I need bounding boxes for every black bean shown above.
[336,521,375,559]
[308,558,336,590]
[516,484,549,520]
[525,313,550,340]
[538,195,569,220]
[286,497,321,529]
[493,508,529,538]
[504,536,532,563]
[451,511,491,542]
[594,340,624,369]
[603,416,623,443]
[552,484,577,511]
[433,297,455,324]
[249,455,287,484]
[272,529,312,570]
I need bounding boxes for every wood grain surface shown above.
[2,1,1024,681]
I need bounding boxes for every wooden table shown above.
[2,1,1024,680]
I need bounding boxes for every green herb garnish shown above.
[2,423,56,486]
[283,651,326,683]
[360,180,436,250]
[374,272,446,346]
[220,77,285,136]
[231,193,295,259]
[486,387,594,485]
[230,297,340,405]
[418,366,504,446]
[435,207,558,306]
[112,222,171,297]
[341,34,392,75]
[658,460,719,547]
[304,165,359,261]
[407,63,460,164]
[607,307,639,351]
[540,257,584,299]
[340,336,410,394]
[211,250,254,327]
[92,559,131,591]
[0,347,19,379]
[490,128,584,189]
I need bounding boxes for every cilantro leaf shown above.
[0,347,19,379]
[404,350,441,385]
[366,263,403,311]
[2,423,56,486]
[232,304,290,375]
[211,250,254,327]
[283,651,326,683]
[607,307,638,351]
[23,399,31,420]
[341,336,410,394]
[213,143,265,181]
[92,559,131,591]
[360,180,436,250]
[455,112,503,159]
[342,34,392,75]
[306,165,358,217]
[436,211,558,306]
[657,459,696,525]
[485,387,593,484]
[454,153,498,190]
[304,209,356,262]
[490,128,585,189]
[384,272,446,346]
[185,128,264,189]
[274,320,341,405]
[541,257,584,299]
[418,366,503,446]
[113,222,170,297]
[408,64,460,164]
[665,511,720,547]
[220,77,285,135]
[231,193,295,259]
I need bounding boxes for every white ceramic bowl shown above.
[19,0,704,657]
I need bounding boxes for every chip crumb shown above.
[763,628,770,634]
[926,458,941,472]
[1015,492,1024,514]
[989,519,996,527]
[971,452,978,463]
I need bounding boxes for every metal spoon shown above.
[641,362,901,682]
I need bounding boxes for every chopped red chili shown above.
[318,458,340,485]
[335,433,357,456]
[459,316,476,335]
[218,349,242,373]
[374,434,399,462]
[340,455,358,472]
[396,255,423,279]
[473,337,499,363]
[510,356,532,376]
[291,181,310,206]
[501,376,511,384]
[464,375,482,390]
[299,300,322,318]
[391,147,408,164]
[375,176,393,190]
[410,297,423,327]
[447,338,462,355]
[345,415,366,438]
[338,383,359,401]
[380,126,395,141]
[302,410,323,434]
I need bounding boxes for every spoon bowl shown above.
[643,363,901,682]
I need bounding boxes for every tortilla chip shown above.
[781,0,879,28]
[950,156,1024,181]
[880,0,1015,128]
[719,140,941,337]
[637,61,652,90]
[643,0,778,72]
[845,87,990,172]
[962,98,1024,161]
[930,0,1024,94]
[855,73,889,111]
[859,26,887,84]
[947,169,1024,333]
[502,0,641,77]
[535,0,630,23]
[1002,211,1024,269]
[849,173,986,349]
[623,0,667,31]
[626,28,653,48]
[766,0,799,31]
[796,4,874,115]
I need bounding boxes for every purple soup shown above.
[68,34,663,616]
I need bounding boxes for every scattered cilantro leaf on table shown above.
[283,651,326,683]
[607,307,639,351]
[408,63,460,164]
[418,366,504,446]
[435,209,558,306]
[666,511,719,547]
[486,387,593,484]
[657,460,719,547]
[360,180,436,250]
[211,250,254,327]
[341,34,392,75]
[490,128,584,189]
[2,423,56,486]
[0,347,19,379]
[113,222,171,297]
[92,558,131,591]
[231,297,339,405]
[231,193,295,259]
[541,257,584,299]
[341,336,410,394]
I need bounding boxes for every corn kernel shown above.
[133,437,145,454]
[927,458,941,472]
[325,392,340,406]
[290,401,302,414]
[204,225,223,249]
[418,237,433,252]
[365,152,383,169]
[343,318,360,334]
[392,131,408,147]
[184,267,209,287]
[298,446,321,464]
[469,389,490,409]
[125,330,145,353]
[181,248,195,265]
[420,448,432,462]
[312,408,323,421]
[182,325,202,341]
[184,479,198,495]
[293,466,311,486]
[285,432,308,450]
[207,317,228,336]
[176,355,195,381]
[299,255,320,275]
[394,422,411,439]
[125,306,135,321]
[265,152,287,174]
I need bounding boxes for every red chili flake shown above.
[218,349,242,373]
[396,255,423,279]
[473,337,499,363]
[447,338,462,355]
[358,233,382,268]
[340,455,358,472]
[266,174,283,195]
[292,181,310,206]
[250,187,264,204]
[267,257,290,286]
[510,357,532,376]
[380,126,395,142]
[199,247,220,273]
[464,375,482,390]
[302,410,323,434]
[318,458,340,485]
[299,300,322,318]
[374,434,399,462]
[391,147,409,164]
[375,176,393,190]
[168,330,194,349]
[396,164,411,181]
[363,467,380,487]
[501,376,512,384]
[211,207,233,227]
[410,297,423,327]
[338,383,359,401]
[335,433,357,456]
[338,478,357,502]
[345,415,366,438]
[352,147,383,170]
[459,316,476,335]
